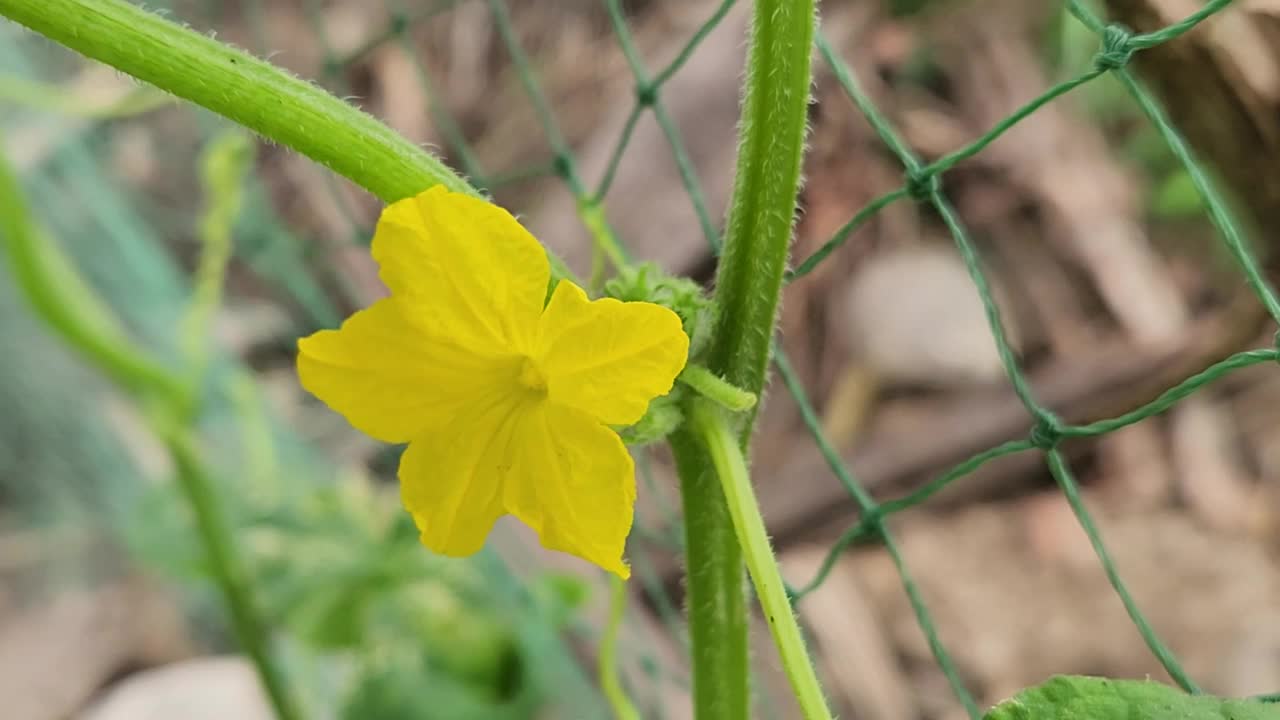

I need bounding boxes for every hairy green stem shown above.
[709,0,814,401]
[690,402,833,720]
[668,428,750,719]
[678,365,758,412]
[671,0,816,717]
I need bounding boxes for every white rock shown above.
[842,244,1015,387]
[78,656,274,720]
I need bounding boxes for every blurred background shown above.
[2,0,1279,718]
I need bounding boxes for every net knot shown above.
[853,507,886,542]
[1094,24,1136,72]
[904,167,940,202]
[635,83,657,107]
[1029,411,1065,450]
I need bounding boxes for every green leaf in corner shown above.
[984,676,1280,720]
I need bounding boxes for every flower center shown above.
[517,356,548,393]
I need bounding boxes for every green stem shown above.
[668,428,750,719]
[599,576,640,720]
[690,402,832,720]
[181,131,253,387]
[671,0,815,717]
[0,138,186,407]
[678,365,757,412]
[161,425,304,720]
[709,0,814,402]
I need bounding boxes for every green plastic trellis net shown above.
[180,0,1280,714]
[7,0,1280,717]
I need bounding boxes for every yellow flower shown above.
[297,186,689,578]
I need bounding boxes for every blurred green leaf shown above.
[342,648,538,720]
[984,676,1280,720]
[1150,169,1203,218]
[529,571,592,629]
[287,579,373,650]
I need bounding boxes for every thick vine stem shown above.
[669,428,751,719]
[707,0,815,411]
[672,0,817,717]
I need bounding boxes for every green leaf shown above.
[1150,169,1204,219]
[985,676,1280,720]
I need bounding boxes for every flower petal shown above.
[503,401,635,578]
[297,298,520,443]
[399,395,525,556]
[372,185,549,353]
[537,281,689,426]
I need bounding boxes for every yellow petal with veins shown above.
[502,400,636,578]
[399,393,525,556]
[373,185,548,354]
[297,298,520,443]
[537,281,688,426]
